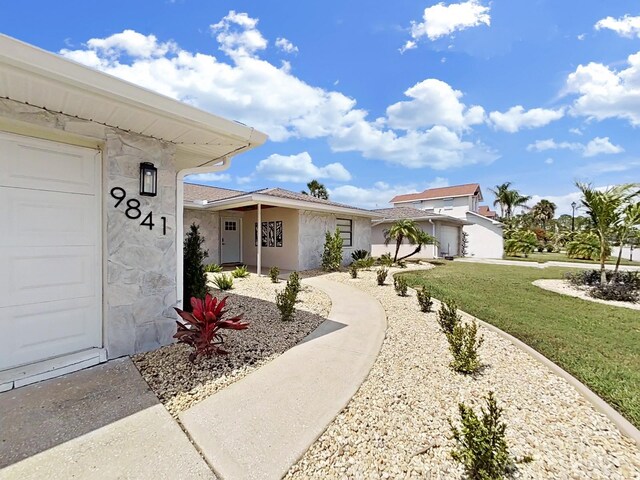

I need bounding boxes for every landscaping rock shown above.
[132,273,330,417]
[286,265,640,479]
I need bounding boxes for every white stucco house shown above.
[389,184,504,259]
[371,207,471,259]
[0,34,267,390]
[184,184,378,272]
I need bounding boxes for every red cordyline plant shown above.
[173,294,249,362]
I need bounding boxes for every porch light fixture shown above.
[139,162,158,197]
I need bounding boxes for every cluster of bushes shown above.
[566,269,639,302]
[276,271,301,321]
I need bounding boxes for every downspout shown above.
[176,156,231,309]
[428,219,437,259]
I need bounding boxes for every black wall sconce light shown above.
[139,162,158,197]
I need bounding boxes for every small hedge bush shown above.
[376,267,388,286]
[212,273,234,291]
[437,299,461,335]
[204,263,223,273]
[446,321,484,374]
[269,266,280,283]
[417,286,433,313]
[349,263,358,278]
[394,276,408,296]
[231,265,250,278]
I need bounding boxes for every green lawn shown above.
[504,251,638,265]
[400,262,640,428]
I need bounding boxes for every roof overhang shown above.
[466,210,503,227]
[373,215,472,226]
[0,34,267,170]
[186,193,382,218]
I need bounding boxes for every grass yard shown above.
[504,251,638,265]
[400,262,640,428]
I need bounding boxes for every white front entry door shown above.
[0,133,102,371]
[220,217,241,264]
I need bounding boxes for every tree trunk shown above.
[394,236,403,262]
[600,235,607,284]
[396,244,423,262]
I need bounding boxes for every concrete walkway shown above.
[179,276,387,480]
[456,257,640,271]
[0,358,213,480]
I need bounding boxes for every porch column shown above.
[257,203,262,276]
[432,222,437,258]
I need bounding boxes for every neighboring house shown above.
[389,183,504,258]
[184,184,378,272]
[371,207,471,259]
[0,35,267,390]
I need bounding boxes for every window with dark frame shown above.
[336,218,353,247]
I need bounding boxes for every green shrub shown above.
[396,260,408,268]
[437,299,461,335]
[353,256,375,270]
[394,276,408,296]
[566,232,608,261]
[276,288,296,321]
[449,391,513,480]
[349,263,358,278]
[321,228,344,272]
[589,283,638,303]
[288,271,301,297]
[183,223,208,310]
[231,265,250,278]
[417,286,433,313]
[351,249,369,261]
[504,229,537,257]
[204,263,223,273]
[377,253,393,267]
[376,267,388,286]
[212,273,234,291]
[269,266,280,283]
[545,245,554,253]
[446,321,484,374]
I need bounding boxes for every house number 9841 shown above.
[110,187,167,235]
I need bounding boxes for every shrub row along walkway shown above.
[179,276,387,480]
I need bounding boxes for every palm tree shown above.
[576,182,638,283]
[489,182,512,218]
[383,219,436,262]
[531,199,557,230]
[490,182,531,219]
[302,180,329,199]
[613,201,640,275]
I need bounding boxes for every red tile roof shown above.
[478,205,497,218]
[390,183,481,203]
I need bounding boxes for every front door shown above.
[220,218,241,264]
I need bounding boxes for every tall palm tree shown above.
[531,199,557,229]
[489,182,512,218]
[613,201,640,275]
[383,219,436,262]
[576,182,638,283]
[302,180,329,199]
[502,189,532,219]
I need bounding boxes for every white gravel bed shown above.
[533,279,640,311]
[133,273,331,417]
[286,265,640,479]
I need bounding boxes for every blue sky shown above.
[2,0,640,214]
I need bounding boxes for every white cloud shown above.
[583,160,640,175]
[329,178,449,209]
[60,11,495,170]
[489,106,565,132]
[252,152,351,183]
[569,127,583,135]
[595,14,640,38]
[406,0,491,45]
[185,172,232,183]
[275,37,298,54]
[527,139,582,152]
[527,137,623,157]
[544,158,554,164]
[386,78,485,130]
[529,191,583,216]
[399,40,417,54]
[583,137,624,157]
[565,51,640,125]
[211,10,268,57]
[577,33,586,41]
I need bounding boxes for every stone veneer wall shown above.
[297,210,373,270]
[183,209,221,264]
[0,98,179,358]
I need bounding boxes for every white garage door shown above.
[0,133,102,371]
[438,225,459,256]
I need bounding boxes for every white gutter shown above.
[176,157,231,308]
[428,219,437,258]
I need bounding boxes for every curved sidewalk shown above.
[179,276,387,480]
